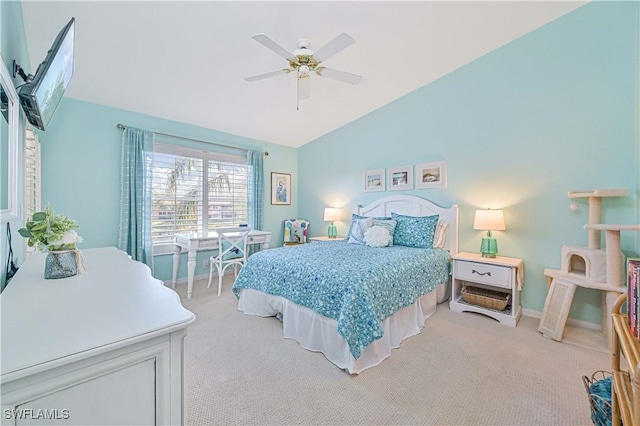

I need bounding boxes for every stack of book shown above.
[628,258,640,337]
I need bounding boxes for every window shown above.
[24,128,41,219]
[151,143,248,251]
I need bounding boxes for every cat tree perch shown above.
[539,188,639,345]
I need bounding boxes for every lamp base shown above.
[327,224,337,238]
[480,237,498,258]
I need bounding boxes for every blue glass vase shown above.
[44,250,78,279]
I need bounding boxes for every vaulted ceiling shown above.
[21,1,586,148]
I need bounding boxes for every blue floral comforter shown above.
[232,241,450,359]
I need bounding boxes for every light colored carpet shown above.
[175,277,607,426]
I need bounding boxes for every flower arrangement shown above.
[18,206,83,251]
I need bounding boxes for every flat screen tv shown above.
[18,17,75,131]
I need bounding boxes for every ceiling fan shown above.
[245,32,363,105]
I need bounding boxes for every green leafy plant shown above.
[18,206,83,251]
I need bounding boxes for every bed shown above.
[233,195,459,374]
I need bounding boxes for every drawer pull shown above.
[472,269,491,277]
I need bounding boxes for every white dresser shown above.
[0,247,195,425]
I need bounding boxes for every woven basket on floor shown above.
[461,286,510,311]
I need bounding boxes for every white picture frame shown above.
[388,166,413,191]
[416,161,447,189]
[271,172,291,205]
[364,169,385,192]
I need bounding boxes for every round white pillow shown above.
[364,225,392,248]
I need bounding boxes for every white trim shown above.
[521,307,601,331]
[1,55,20,222]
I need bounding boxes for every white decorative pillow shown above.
[433,221,449,248]
[364,225,392,248]
[347,217,374,245]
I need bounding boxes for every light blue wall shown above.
[0,0,29,287]
[298,1,639,325]
[39,98,298,281]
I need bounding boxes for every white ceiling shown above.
[21,1,586,148]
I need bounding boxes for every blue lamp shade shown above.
[473,209,506,258]
[324,208,341,238]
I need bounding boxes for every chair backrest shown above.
[283,219,309,245]
[214,226,252,262]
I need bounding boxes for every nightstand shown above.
[308,236,346,242]
[449,252,524,327]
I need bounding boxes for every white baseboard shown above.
[522,308,601,331]
[163,273,212,287]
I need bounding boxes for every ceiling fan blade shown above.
[252,33,296,61]
[316,67,362,85]
[312,33,355,63]
[298,75,310,100]
[245,69,290,82]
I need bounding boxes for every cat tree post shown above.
[584,224,640,340]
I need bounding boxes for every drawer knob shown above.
[472,269,491,277]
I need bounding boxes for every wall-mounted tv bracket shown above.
[12,60,32,83]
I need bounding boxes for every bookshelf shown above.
[611,293,640,426]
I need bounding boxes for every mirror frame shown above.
[1,56,19,223]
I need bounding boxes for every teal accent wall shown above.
[40,98,298,281]
[298,1,639,325]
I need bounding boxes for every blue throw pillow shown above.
[391,213,439,248]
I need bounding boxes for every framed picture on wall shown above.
[364,169,385,192]
[388,166,413,191]
[416,161,447,189]
[271,172,291,205]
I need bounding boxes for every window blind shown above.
[151,143,248,249]
[24,128,41,219]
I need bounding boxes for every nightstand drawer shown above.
[455,260,511,289]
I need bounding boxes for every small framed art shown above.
[388,166,413,191]
[364,169,385,192]
[416,161,447,189]
[271,172,291,205]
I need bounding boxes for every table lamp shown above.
[473,209,506,258]
[324,208,340,238]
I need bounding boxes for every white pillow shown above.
[364,225,392,248]
[347,217,374,245]
[433,221,449,248]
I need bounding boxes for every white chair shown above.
[207,226,252,296]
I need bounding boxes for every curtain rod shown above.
[116,123,269,156]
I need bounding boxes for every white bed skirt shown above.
[237,282,446,374]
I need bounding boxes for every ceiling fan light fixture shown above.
[246,32,362,104]
[298,65,310,77]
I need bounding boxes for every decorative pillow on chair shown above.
[391,212,439,248]
[347,216,374,245]
[284,219,309,245]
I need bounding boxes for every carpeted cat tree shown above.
[539,188,639,346]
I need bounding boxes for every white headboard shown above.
[357,195,459,254]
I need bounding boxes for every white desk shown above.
[172,230,271,298]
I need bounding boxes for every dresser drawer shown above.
[455,260,512,289]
